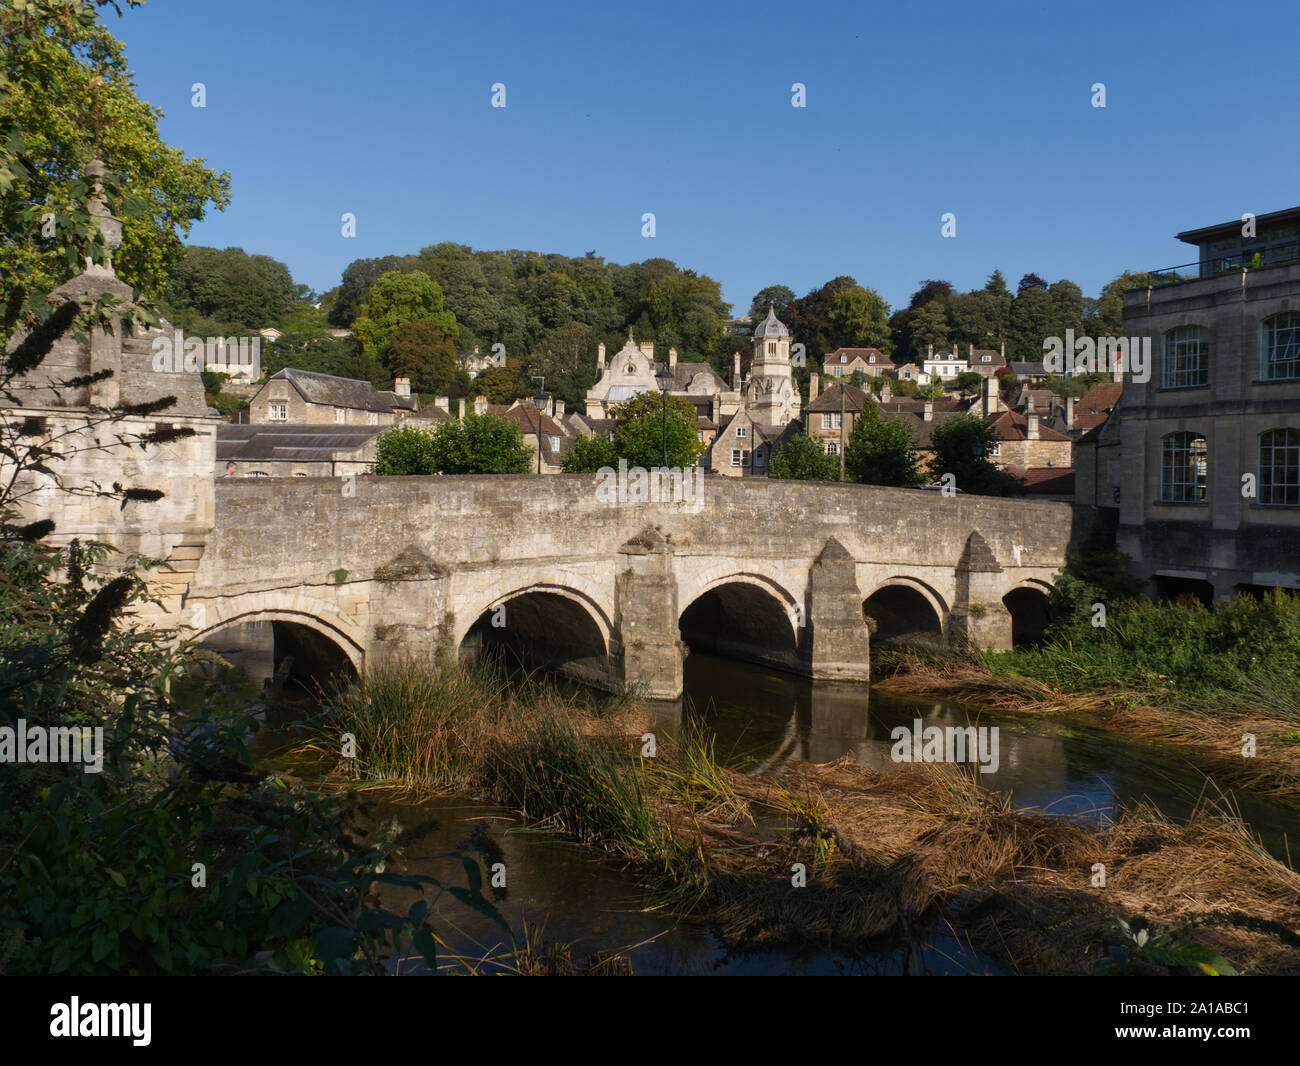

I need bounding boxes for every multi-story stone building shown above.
[247,368,422,426]
[823,348,894,379]
[1114,205,1300,600]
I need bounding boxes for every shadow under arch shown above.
[459,587,614,690]
[195,610,361,696]
[863,578,947,653]
[1002,582,1054,647]
[678,575,801,674]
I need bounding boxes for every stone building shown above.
[217,424,381,478]
[805,378,870,461]
[1114,205,1300,599]
[1,161,219,618]
[823,348,894,379]
[583,332,739,420]
[247,368,423,426]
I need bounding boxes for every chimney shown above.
[968,343,974,360]
[982,375,999,416]
[923,401,933,422]
[458,398,466,420]
[927,343,934,360]
[434,395,449,412]
[474,395,488,415]
[395,377,411,398]
[733,351,742,388]
[555,399,565,418]
[809,372,820,402]
[1000,340,1006,359]
[597,342,606,369]
[1027,413,1039,440]
[669,347,677,369]
[880,379,891,403]
[1065,394,1075,429]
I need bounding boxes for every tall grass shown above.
[988,588,1300,709]
[313,660,701,901]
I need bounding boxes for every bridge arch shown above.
[1001,578,1055,647]
[456,581,614,688]
[678,569,802,673]
[188,590,365,672]
[189,600,363,695]
[863,576,948,651]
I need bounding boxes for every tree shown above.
[955,371,984,394]
[470,363,523,403]
[0,0,231,297]
[388,319,459,395]
[748,285,796,324]
[161,246,298,331]
[373,413,532,475]
[830,285,892,350]
[926,413,1024,496]
[844,405,923,487]
[768,433,839,481]
[562,433,617,473]
[352,270,458,367]
[608,391,704,469]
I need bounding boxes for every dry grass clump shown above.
[875,651,1300,797]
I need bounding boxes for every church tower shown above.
[747,305,800,426]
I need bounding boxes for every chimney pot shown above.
[923,401,933,421]
[809,372,820,402]
[1027,413,1039,440]
[669,347,677,368]
[395,377,411,398]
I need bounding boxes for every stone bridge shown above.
[177,475,1087,699]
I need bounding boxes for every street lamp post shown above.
[533,385,548,474]
[655,365,673,469]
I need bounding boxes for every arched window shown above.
[827,442,838,456]
[1163,326,1209,388]
[1259,428,1300,506]
[1160,432,1207,502]
[1263,313,1300,381]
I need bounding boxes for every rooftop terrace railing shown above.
[1139,248,1300,290]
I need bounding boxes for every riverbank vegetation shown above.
[876,556,1300,797]
[312,660,1300,975]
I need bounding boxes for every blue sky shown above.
[115,0,1300,314]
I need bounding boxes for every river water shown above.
[244,650,1299,975]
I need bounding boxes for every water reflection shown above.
[658,652,1300,858]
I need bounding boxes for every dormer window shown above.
[868,355,875,363]
[982,355,991,363]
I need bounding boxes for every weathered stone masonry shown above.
[180,475,1085,699]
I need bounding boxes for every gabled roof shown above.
[265,368,417,413]
[988,408,1072,442]
[1073,382,1123,433]
[823,347,894,366]
[806,382,869,413]
[1006,465,1075,495]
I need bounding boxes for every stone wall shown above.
[182,474,1080,696]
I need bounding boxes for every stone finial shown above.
[84,159,122,271]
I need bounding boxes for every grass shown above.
[300,658,1300,974]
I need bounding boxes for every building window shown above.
[1263,313,1300,380]
[697,431,704,442]
[989,441,1001,457]
[1160,432,1207,503]
[755,449,765,466]
[767,342,776,355]
[334,407,346,424]
[1259,428,1300,506]
[367,411,378,425]
[547,435,560,451]
[731,449,749,466]
[827,443,838,456]
[735,425,747,438]
[1164,326,1209,388]
[868,355,876,364]
[268,402,287,421]
[982,355,991,363]
[824,412,841,430]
